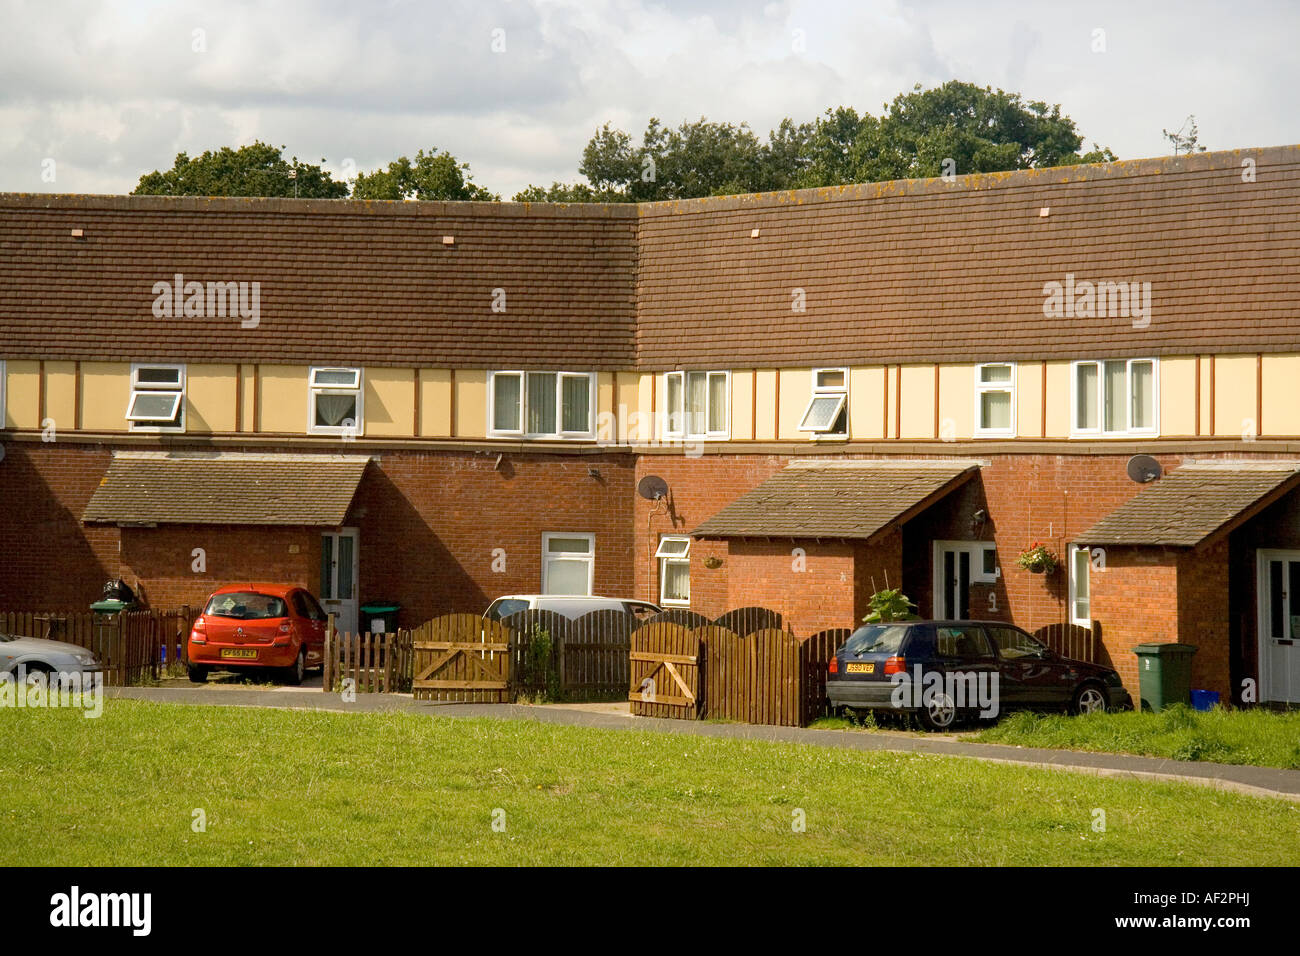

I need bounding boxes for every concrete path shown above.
[107,685,1300,802]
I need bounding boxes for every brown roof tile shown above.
[1079,461,1300,546]
[692,460,978,539]
[82,451,370,526]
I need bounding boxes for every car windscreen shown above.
[486,599,529,621]
[204,592,288,620]
[0,633,15,643]
[841,624,912,656]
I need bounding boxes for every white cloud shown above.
[0,0,1295,197]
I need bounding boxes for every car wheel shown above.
[1072,683,1108,715]
[283,648,306,686]
[22,663,54,689]
[187,664,208,684]
[917,693,958,731]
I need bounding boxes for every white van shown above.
[484,594,661,623]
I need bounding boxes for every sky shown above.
[1,0,1296,198]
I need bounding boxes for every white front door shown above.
[321,528,360,635]
[1257,549,1300,703]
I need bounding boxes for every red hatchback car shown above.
[187,583,328,685]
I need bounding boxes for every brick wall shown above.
[120,524,318,610]
[1090,547,1182,696]
[351,449,636,625]
[0,442,118,609]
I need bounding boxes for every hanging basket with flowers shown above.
[1016,542,1059,574]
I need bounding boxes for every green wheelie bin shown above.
[1132,643,1198,712]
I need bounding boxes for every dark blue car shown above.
[825,620,1131,730]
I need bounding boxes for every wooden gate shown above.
[629,622,701,719]
[411,614,511,702]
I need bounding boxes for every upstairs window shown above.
[309,367,363,436]
[664,370,728,439]
[799,368,848,438]
[974,363,1016,437]
[489,371,594,438]
[1072,359,1157,436]
[127,364,185,432]
[655,536,691,606]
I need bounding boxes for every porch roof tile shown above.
[82,451,370,526]
[690,460,978,540]
[1079,461,1300,547]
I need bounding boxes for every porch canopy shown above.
[691,459,979,541]
[1079,461,1300,547]
[82,451,371,526]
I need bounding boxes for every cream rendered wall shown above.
[4,361,40,429]
[1262,355,1300,436]
[613,372,645,444]
[239,365,255,433]
[1044,361,1070,438]
[753,370,777,441]
[364,366,415,437]
[80,362,130,432]
[848,367,885,440]
[898,365,935,439]
[44,362,76,431]
[419,369,452,437]
[1213,355,1256,437]
[637,373,655,443]
[1014,362,1041,439]
[596,372,615,442]
[730,370,754,441]
[186,364,238,433]
[455,369,487,439]
[1199,357,1213,436]
[938,364,975,441]
[1159,357,1196,437]
[777,368,811,441]
[258,366,308,433]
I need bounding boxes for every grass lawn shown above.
[974,706,1300,769]
[3,700,1298,866]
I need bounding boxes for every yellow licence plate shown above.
[220,648,259,660]
[846,662,874,674]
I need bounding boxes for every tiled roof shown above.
[692,460,978,539]
[636,146,1300,369]
[0,196,637,369]
[4,146,1300,371]
[82,451,370,526]
[1079,461,1300,546]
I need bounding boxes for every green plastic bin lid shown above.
[1132,643,1198,655]
[361,603,401,613]
[90,599,136,612]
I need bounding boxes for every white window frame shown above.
[799,367,849,439]
[655,535,691,606]
[974,362,1016,438]
[1070,358,1159,438]
[488,370,524,436]
[308,366,364,437]
[1068,544,1092,627]
[663,370,730,440]
[488,370,595,439]
[126,363,186,433]
[541,532,595,596]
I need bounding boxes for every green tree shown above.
[351,148,498,201]
[132,141,349,198]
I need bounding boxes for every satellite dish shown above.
[637,475,669,500]
[1126,455,1162,483]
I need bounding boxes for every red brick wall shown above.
[1090,547,1182,695]
[723,539,856,635]
[1178,540,1232,700]
[0,442,118,609]
[119,524,318,610]
[351,450,636,625]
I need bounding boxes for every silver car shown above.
[1,632,102,684]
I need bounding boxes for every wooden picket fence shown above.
[323,626,414,695]
[0,607,197,686]
[1039,621,1099,664]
